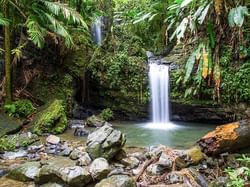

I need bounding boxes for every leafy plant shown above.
[225,167,250,187]
[4,99,36,118]
[99,108,114,121]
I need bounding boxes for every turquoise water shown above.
[113,121,216,149]
[60,121,216,149]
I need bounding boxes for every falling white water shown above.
[149,63,170,123]
[91,17,102,46]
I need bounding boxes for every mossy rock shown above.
[0,132,39,152]
[33,99,67,135]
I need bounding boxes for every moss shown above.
[0,133,39,152]
[33,99,67,135]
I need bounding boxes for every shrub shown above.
[4,99,35,118]
[99,108,114,121]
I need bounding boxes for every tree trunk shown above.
[198,120,250,155]
[3,1,12,103]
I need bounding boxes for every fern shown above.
[26,16,47,48]
[41,1,87,28]
[0,13,9,25]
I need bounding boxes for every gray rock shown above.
[74,127,90,137]
[37,158,92,187]
[76,152,92,166]
[1,149,28,160]
[158,152,173,169]
[86,125,126,160]
[95,175,136,187]
[70,149,85,160]
[40,183,64,187]
[46,135,60,145]
[7,162,40,181]
[166,172,184,184]
[121,157,140,169]
[68,119,85,129]
[89,158,110,180]
[60,146,73,156]
[146,164,165,176]
[86,115,106,127]
[0,113,21,137]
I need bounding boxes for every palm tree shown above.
[0,0,87,103]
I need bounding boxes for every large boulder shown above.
[89,158,110,180]
[7,162,41,181]
[36,158,92,187]
[85,115,106,127]
[0,113,21,137]
[33,99,67,135]
[86,125,126,160]
[95,175,136,187]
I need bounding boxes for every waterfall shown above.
[149,63,170,123]
[91,17,102,46]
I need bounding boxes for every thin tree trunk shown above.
[3,2,12,103]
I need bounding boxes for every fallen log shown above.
[198,120,250,155]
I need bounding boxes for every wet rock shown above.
[95,175,136,187]
[46,135,60,145]
[146,164,166,176]
[60,146,73,156]
[209,177,228,187]
[70,149,85,160]
[68,119,85,129]
[89,158,110,180]
[0,168,9,177]
[1,149,28,160]
[86,125,126,160]
[121,157,140,169]
[27,144,44,154]
[37,158,91,186]
[40,183,64,187]
[166,172,183,184]
[146,145,166,158]
[0,113,22,137]
[158,152,173,169]
[76,152,92,166]
[7,162,41,181]
[74,127,90,137]
[85,115,106,127]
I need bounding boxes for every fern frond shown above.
[44,13,74,48]
[41,0,87,28]
[26,16,47,48]
[0,13,9,25]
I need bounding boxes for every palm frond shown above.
[42,0,87,28]
[0,13,10,25]
[26,16,47,48]
[44,13,74,48]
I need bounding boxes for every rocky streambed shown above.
[0,123,246,187]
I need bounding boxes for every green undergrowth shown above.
[33,99,67,135]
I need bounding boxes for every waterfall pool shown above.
[60,121,216,149]
[113,121,216,149]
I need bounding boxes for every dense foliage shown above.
[1,0,250,113]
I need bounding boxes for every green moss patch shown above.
[33,99,67,135]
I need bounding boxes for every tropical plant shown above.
[0,0,87,103]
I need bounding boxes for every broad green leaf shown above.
[184,50,197,83]
[180,0,193,8]
[228,6,249,27]
[176,17,189,42]
[198,3,211,24]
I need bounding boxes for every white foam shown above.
[144,122,181,130]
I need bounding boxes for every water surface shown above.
[113,121,216,149]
